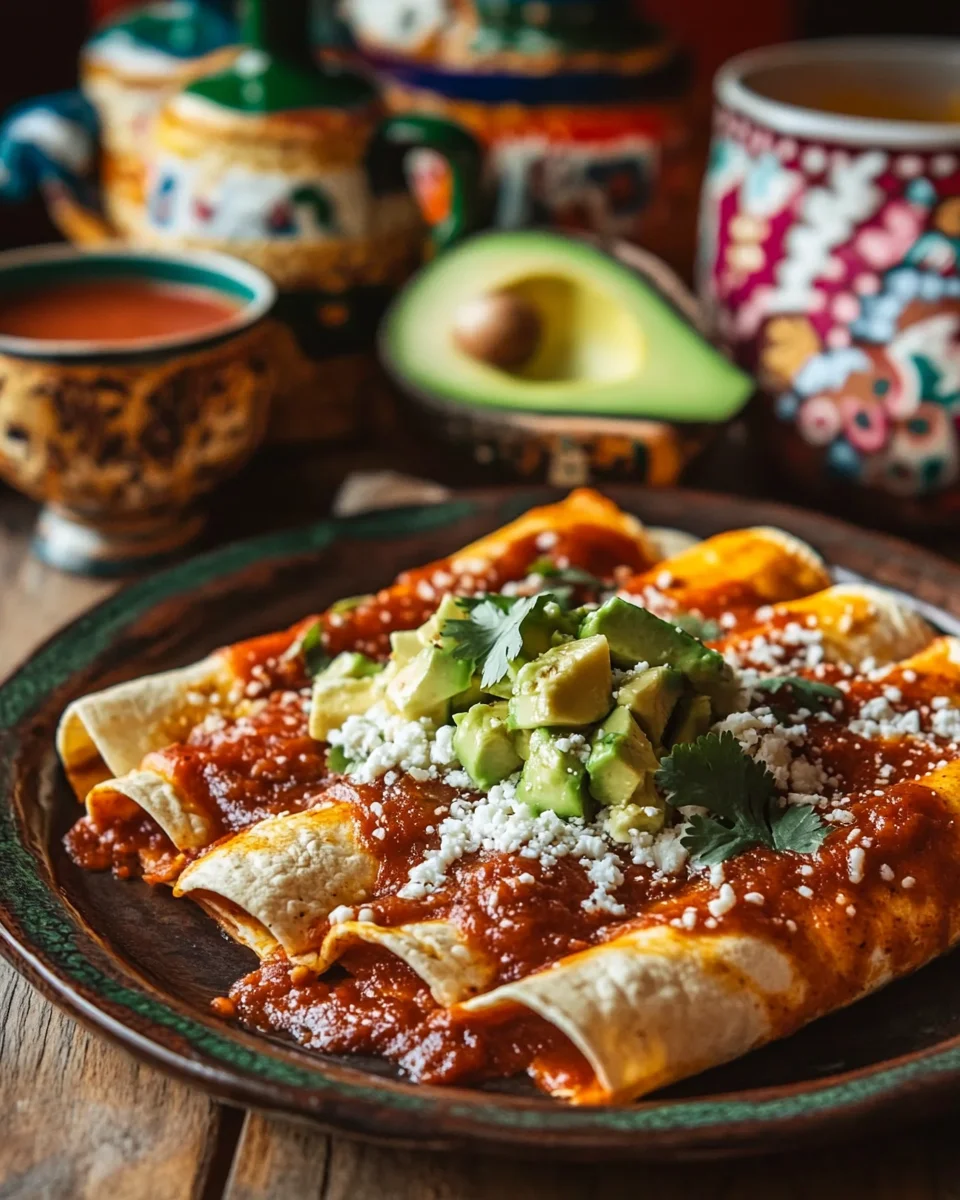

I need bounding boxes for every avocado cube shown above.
[453,701,523,790]
[601,782,666,842]
[321,651,383,680]
[508,635,612,729]
[390,629,423,665]
[617,665,686,745]
[579,597,737,714]
[309,674,384,741]
[667,693,713,746]
[386,645,473,720]
[586,707,659,807]
[516,728,591,819]
[416,594,471,648]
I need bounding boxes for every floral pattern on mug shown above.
[701,106,960,498]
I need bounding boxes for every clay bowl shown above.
[0,244,277,575]
[384,239,735,488]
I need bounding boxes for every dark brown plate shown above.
[4,486,960,1160]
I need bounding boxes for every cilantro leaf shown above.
[442,593,545,689]
[754,675,842,717]
[656,731,829,865]
[301,621,331,678]
[672,611,722,642]
[770,803,831,854]
[680,813,760,866]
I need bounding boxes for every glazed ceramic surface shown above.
[0,245,275,575]
[344,0,696,273]
[4,486,960,1157]
[699,39,960,526]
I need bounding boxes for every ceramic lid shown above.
[84,1,238,77]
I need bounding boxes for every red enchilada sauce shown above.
[0,279,242,342]
[62,528,960,1096]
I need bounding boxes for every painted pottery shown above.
[0,3,239,244]
[698,39,960,529]
[344,0,696,275]
[0,0,483,444]
[0,245,276,575]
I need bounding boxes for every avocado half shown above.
[381,231,753,423]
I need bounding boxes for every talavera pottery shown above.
[0,0,484,446]
[0,2,239,244]
[384,238,732,488]
[344,0,698,276]
[698,38,960,530]
[0,244,276,576]
[6,487,960,1156]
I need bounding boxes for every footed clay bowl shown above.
[0,245,276,574]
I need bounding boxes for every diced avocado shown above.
[453,701,523,790]
[386,644,473,720]
[519,599,579,659]
[579,597,737,713]
[508,635,612,729]
[601,783,666,842]
[329,593,373,615]
[309,673,384,741]
[451,674,487,713]
[327,745,351,774]
[516,728,591,818]
[513,728,532,760]
[390,629,423,665]
[586,707,659,807]
[668,693,713,746]
[322,651,383,680]
[417,594,470,648]
[617,665,686,745]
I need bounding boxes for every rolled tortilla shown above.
[320,920,495,1006]
[722,583,935,670]
[57,655,233,800]
[621,527,832,622]
[462,755,960,1104]
[173,805,377,967]
[87,768,218,851]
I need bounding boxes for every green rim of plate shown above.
[2,495,960,1142]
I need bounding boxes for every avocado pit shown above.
[451,290,542,371]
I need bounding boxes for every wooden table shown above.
[3,435,960,1200]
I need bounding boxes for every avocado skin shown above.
[586,707,658,807]
[509,634,612,729]
[580,598,737,713]
[616,665,686,746]
[667,693,713,746]
[453,701,523,790]
[516,728,592,819]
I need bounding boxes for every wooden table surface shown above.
[3,431,960,1200]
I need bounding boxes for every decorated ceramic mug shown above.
[699,39,960,527]
[0,245,276,575]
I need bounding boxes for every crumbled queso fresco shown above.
[324,614,960,922]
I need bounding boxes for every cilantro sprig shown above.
[655,731,829,865]
[753,675,842,720]
[442,593,551,689]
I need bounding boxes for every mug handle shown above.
[0,91,110,243]
[365,114,484,253]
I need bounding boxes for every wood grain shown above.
[0,519,224,1200]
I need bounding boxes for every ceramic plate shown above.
[4,486,960,1160]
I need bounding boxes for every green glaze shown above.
[2,492,956,1146]
[88,0,237,61]
[187,0,376,112]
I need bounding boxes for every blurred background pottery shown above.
[0,244,275,574]
[698,38,960,530]
[0,0,484,446]
[343,0,699,278]
[382,231,753,486]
